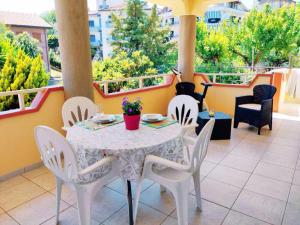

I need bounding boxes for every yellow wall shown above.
[0,74,276,177]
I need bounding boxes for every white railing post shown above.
[213,74,216,83]
[103,82,109,95]
[243,74,247,84]
[139,77,143,89]
[18,93,25,110]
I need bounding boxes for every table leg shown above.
[127,180,134,225]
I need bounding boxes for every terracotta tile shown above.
[233,190,285,225]
[8,193,69,225]
[0,179,45,211]
[200,178,241,208]
[245,174,290,201]
[293,170,300,186]
[170,196,229,225]
[30,173,56,191]
[0,213,18,225]
[207,165,250,188]
[22,166,49,179]
[103,203,167,225]
[90,187,127,223]
[223,210,270,225]
[253,162,294,183]
[289,185,300,206]
[50,185,77,205]
[262,152,297,169]
[220,154,259,173]
[282,203,300,225]
[139,184,175,215]
[41,206,98,225]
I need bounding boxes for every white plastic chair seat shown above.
[154,167,191,181]
[239,103,261,111]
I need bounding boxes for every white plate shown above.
[142,114,164,123]
[92,114,115,124]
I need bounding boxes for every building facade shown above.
[257,0,296,9]
[88,0,248,59]
[0,11,52,71]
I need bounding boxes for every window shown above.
[170,18,175,25]
[89,20,95,27]
[90,35,96,42]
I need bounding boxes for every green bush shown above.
[0,24,50,111]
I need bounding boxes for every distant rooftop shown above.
[0,11,52,29]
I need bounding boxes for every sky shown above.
[0,0,257,14]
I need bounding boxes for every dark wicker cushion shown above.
[176,82,195,96]
[253,85,276,104]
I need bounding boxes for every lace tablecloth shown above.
[67,122,184,181]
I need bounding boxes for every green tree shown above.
[93,51,157,92]
[111,0,175,72]
[48,34,59,49]
[41,10,57,35]
[13,32,41,58]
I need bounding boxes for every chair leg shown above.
[76,187,92,225]
[193,171,202,211]
[173,183,189,225]
[269,123,272,130]
[233,120,239,128]
[55,177,63,224]
[133,179,143,223]
[258,127,261,135]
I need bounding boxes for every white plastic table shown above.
[67,122,184,225]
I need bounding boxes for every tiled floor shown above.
[0,116,300,225]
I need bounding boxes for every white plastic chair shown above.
[168,95,199,160]
[133,119,215,225]
[34,126,120,225]
[62,96,98,129]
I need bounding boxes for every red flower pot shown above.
[123,114,141,130]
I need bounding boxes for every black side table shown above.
[196,111,232,140]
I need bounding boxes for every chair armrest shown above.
[183,136,196,146]
[201,83,213,87]
[236,95,254,106]
[144,155,189,172]
[261,99,273,112]
[78,156,117,176]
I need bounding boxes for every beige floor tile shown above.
[8,193,69,225]
[170,196,229,225]
[261,152,297,169]
[0,178,45,211]
[103,203,167,225]
[207,165,250,188]
[30,172,56,191]
[106,178,154,195]
[223,210,270,225]
[271,136,299,148]
[161,216,177,225]
[200,161,217,176]
[0,176,28,191]
[245,174,291,201]
[139,184,175,215]
[0,207,4,215]
[296,161,300,170]
[233,190,286,225]
[0,213,18,225]
[253,162,294,183]
[91,187,127,223]
[293,170,300,186]
[22,166,49,179]
[41,206,98,225]
[220,154,259,173]
[267,144,299,158]
[288,185,300,206]
[200,178,241,208]
[282,203,300,225]
[205,149,228,164]
[231,144,266,160]
[50,185,77,205]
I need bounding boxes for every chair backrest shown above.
[34,126,78,182]
[62,96,97,128]
[188,119,215,173]
[176,82,196,96]
[168,95,199,126]
[253,85,277,104]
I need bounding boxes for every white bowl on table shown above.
[92,114,116,124]
[142,114,164,123]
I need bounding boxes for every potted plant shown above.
[122,97,142,130]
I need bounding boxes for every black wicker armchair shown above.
[234,84,277,135]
